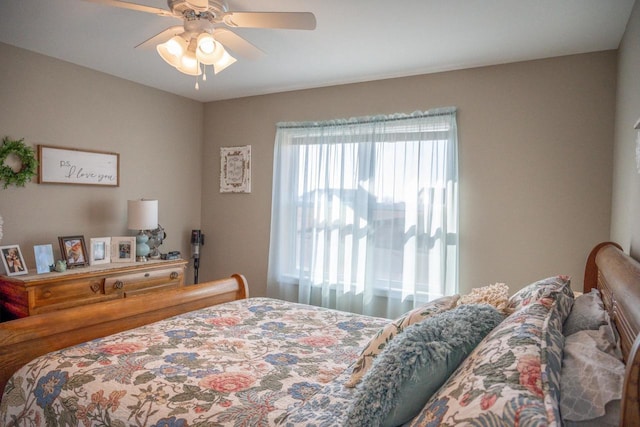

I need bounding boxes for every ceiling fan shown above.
[83,0,316,85]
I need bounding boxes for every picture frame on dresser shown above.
[0,245,28,276]
[111,236,135,263]
[34,244,54,274]
[89,237,111,265]
[58,236,88,268]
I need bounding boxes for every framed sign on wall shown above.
[220,145,251,193]
[38,145,119,186]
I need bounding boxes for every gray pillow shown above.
[563,289,607,336]
[344,304,505,427]
[560,327,625,424]
[564,400,621,427]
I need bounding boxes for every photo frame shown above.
[34,244,55,274]
[111,236,136,263]
[220,145,251,193]
[58,236,88,268]
[89,237,111,265]
[1,245,28,276]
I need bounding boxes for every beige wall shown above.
[202,51,616,297]
[612,0,640,256]
[0,42,203,278]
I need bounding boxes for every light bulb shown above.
[197,33,215,54]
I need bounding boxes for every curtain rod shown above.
[276,107,456,130]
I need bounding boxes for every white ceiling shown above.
[0,0,635,102]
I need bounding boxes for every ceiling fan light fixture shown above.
[86,0,317,86]
[157,35,187,68]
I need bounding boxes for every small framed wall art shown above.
[58,236,88,268]
[220,145,251,193]
[1,244,28,276]
[89,237,111,265]
[111,236,136,263]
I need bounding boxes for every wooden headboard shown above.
[0,274,249,398]
[584,242,640,427]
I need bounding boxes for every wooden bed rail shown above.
[0,274,248,398]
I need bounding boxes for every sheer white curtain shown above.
[267,108,458,318]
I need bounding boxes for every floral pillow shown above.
[344,294,459,387]
[407,296,565,427]
[508,275,574,322]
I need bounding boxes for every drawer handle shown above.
[113,280,124,290]
[144,273,150,277]
[42,290,52,299]
[170,272,179,280]
[90,283,101,293]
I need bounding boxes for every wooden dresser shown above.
[0,259,188,320]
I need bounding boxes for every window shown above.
[267,108,458,318]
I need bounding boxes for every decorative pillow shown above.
[563,289,607,336]
[508,275,574,322]
[407,297,565,427]
[345,304,505,427]
[560,328,625,425]
[344,294,459,387]
[457,282,513,315]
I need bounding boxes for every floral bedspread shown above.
[0,297,387,427]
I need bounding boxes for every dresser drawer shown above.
[104,267,184,297]
[31,278,112,313]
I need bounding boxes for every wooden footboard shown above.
[0,274,248,397]
[584,243,640,427]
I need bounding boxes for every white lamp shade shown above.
[157,36,187,68]
[213,49,237,74]
[128,200,158,230]
[177,50,201,76]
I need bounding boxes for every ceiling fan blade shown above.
[222,12,316,30]
[135,26,184,49]
[82,0,174,17]
[213,28,265,60]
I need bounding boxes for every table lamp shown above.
[127,199,158,262]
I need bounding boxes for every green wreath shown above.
[0,136,38,189]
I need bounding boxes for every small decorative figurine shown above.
[54,260,67,272]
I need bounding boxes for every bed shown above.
[0,242,638,426]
